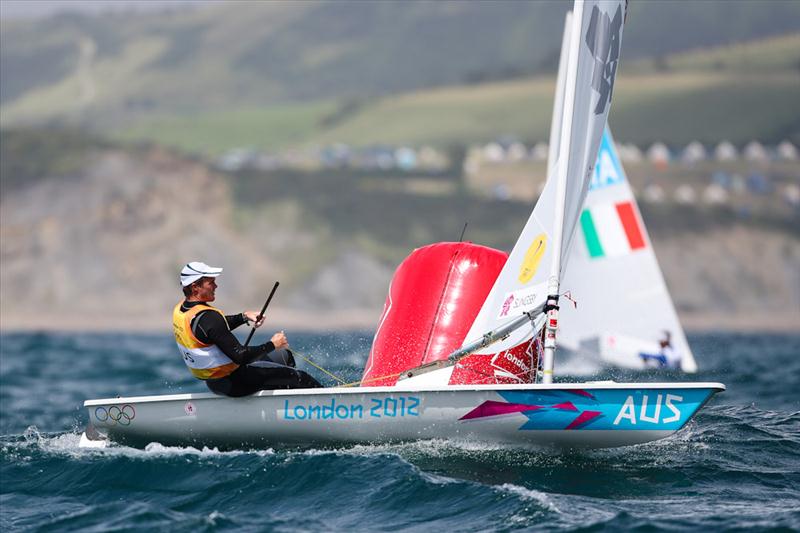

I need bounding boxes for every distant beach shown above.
[1,308,797,334]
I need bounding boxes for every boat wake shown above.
[4,426,277,460]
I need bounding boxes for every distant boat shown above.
[558,128,698,373]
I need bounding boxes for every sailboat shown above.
[80,0,723,450]
[547,7,696,373]
[558,128,698,372]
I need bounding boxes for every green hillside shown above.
[120,102,337,155]
[113,34,800,153]
[655,33,800,72]
[2,1,800,127]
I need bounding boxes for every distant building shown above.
[506,142,528,162]
[711,171,732,190]
[496,136,522,151]
[531,142,549,161]
[681,141,707,165]
[777,141,798,161]
[647,142,670,167]
[743,141,769,163]
[375,147,396,170]
[282,149,309,169]
[483,142,505,162]
[394,147,417,171]
[492,184,512,201]
[702,184,729,205]
[321,144,351,168]
[642,183,665,204]
[216,147,257,172]
[417,146,449,171]
[350,145,395,170]
[463,148,481,176]
[674,184,696,204]
[746,173,771,194]
[714,141,738,161]
[618,143,643,163]
[253,153,281,172]
[783,183,800,208]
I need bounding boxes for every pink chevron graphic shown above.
[566,410,602,429]
[552,401,578,411]
[460,400,544,420]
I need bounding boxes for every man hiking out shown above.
[173,261,322,396]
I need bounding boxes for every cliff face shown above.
[1,147,286,329]
[655,229,800,331]
[1,145,797,332]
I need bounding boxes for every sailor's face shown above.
[195,277,217,302]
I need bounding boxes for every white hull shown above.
[83,382,723,450]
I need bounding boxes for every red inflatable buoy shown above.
[361,242,539,387]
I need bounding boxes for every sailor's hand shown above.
[244,311,264,328]
[271,331,289,350]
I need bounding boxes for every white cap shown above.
[180,261,223,286]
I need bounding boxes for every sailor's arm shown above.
[195,311,276,365]
[226,311,265,330]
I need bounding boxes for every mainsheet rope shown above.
[291,337,541,388]
[290,351,347,385]
[291,350,407,387]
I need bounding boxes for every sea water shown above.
[1,331,798,531]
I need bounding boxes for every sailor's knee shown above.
[299,370,323,388]
[266,348,296,368]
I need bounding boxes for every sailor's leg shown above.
[295,369,323,388]
[242,365,323,390]
[264,348,296,368]
[639,352,668,367]
[206,370,262,397]
[252,348,296,367]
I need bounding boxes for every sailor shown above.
[639,331,682,369]
[173,261,322,397]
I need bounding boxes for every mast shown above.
[541,0,585,384]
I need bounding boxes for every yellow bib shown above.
[172,303,239,379]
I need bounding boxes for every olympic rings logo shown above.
[94,404,136,426]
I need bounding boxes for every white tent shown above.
[618,143,643,163]
[647,142,670,165]
[507,142,528,162]
[531,142,549,161]
[777,141,798,161]
[483,142,505,162]
[703,184,729,205]
[675,184,697,204]
[743,141,769,162]
[714,141,738,161]
[681,141,707,165]
[642,183,665,204]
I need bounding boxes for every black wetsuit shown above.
[182,301,322,397]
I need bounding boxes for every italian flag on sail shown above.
[580,201,646,259]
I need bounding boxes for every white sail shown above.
[559,128,698,372]
[546,11,573,182]
[463,0,627,356]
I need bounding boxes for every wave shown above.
[2,331,800,531]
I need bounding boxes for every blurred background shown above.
[1,0,798,332]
